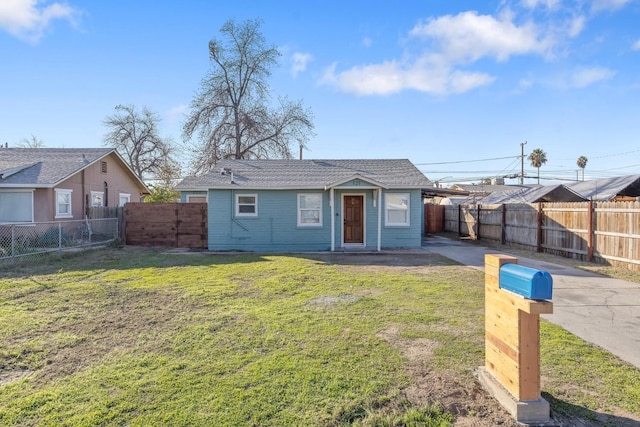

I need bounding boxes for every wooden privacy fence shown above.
[124,203,207,248]
[443,201,640,271]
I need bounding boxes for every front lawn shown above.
[0,247,638,426]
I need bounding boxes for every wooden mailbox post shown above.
[478,254,554,424]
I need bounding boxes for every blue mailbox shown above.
[499,263,553,300]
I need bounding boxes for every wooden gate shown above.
[424,204,444,233]
[125,203,207,248]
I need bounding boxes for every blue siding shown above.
[208,188,424,251]
[380,190,423,248]
[209,190,331,251]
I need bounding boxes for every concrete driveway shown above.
[422,235,640,370]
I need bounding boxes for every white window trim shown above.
[91,191,104,207]
[55,189,73,219]
[297,193,323,227]
[119,193,131,206]
[385,192,410,227]
[235,193,257,217]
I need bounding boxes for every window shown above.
[235,194,257,216]
[385,193,410,226]
[0,191,34,223]
[119,193,130,206]
[297,193,322,226]
[187,195,207,203]
[55,189,73,218]
[91,191,104,207]
[101,161,108,173]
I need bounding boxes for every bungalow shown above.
[176,159,432,252]
[0,147,149,224]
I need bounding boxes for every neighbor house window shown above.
[55,189,73,219]
[385,193,410,226]
[235,194,257,216]
[297,193,322,227]
[91,191,104,207]
[187,195,207,203]
[0,190,34,223]
[101,161,108,173]
[119,193,130,207]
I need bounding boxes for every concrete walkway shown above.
[422,235,640,370]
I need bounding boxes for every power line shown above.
[414,155,519,166]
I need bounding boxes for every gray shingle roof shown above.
[0,147,114,187]
[176,159,431,190]
[477,184,586,204]
[565,174,640,201]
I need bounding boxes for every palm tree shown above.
[577,155,588,181]
[528,148,547,184]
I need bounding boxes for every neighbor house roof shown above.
[0,147,149,192]
[477,184,586,204]
[450,184,535,194]
[565,174,640,201]
[176,159,432,190]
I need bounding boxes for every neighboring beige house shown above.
[0,147,149,223]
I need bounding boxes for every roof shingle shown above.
[0,148,114,186]
[176,159,431,190]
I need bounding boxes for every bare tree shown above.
[145,163,182,203]
[183,18,314,175]
[577,155,588,181]
[528,148,548,184]
[103,105,177,180]
[17,134,45,148]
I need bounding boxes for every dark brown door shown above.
[344,195,364,244]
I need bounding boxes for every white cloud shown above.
[165,105,187,126]
[320,57,496,96]
[291,52,312,77]
[632,39,640,50]
[516,78,534,92]
[521,0,562,9]
[321,11,549,96]
[567,15,586,38]
[410,11,552,62]
[591,0,633,11]
[0,0,78,43]
[567,66,615,88]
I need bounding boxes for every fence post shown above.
[476,204,481,240]
[536,202,543,253]
[588,200,594,261]
[458,204,462,237]
[58,223,62,254]
[11,224,15,260]
[501,204,506,245]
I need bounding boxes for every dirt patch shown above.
[377,326,519,426]
[308,294,360,306]
[0,368,32,386]
[377,325,640,426]
[5,286,206,386]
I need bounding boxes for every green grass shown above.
[0,247,639,426]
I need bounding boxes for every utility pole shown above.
[520,141,527,185]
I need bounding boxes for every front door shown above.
[343,195,364,244]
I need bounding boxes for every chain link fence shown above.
[0,218,118,267]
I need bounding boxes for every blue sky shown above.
[2,0,640,185]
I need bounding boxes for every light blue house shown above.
[176,159,431,252]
